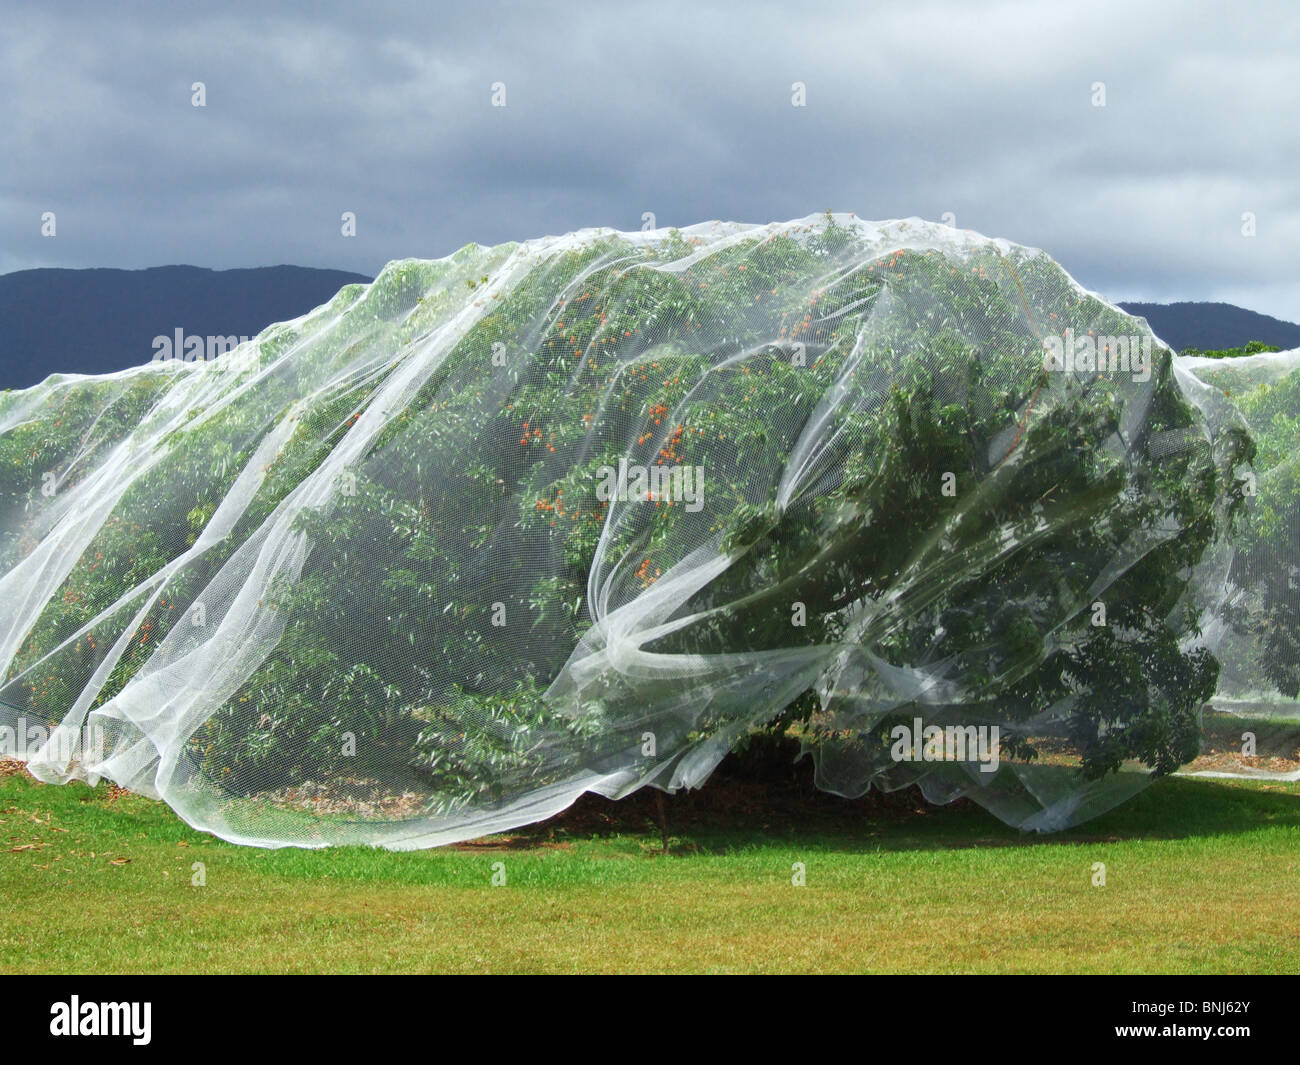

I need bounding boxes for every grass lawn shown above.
[1,759,1298,974]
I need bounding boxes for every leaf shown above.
[109,857,131,865]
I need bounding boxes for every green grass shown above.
[2,764,1298,973]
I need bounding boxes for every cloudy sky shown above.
[3,0,1297,319]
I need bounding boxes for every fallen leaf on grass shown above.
[108,857,131,865]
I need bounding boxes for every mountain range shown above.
[1,266,1296,390]
[0,266,370,389]
[1117,301,1300,353]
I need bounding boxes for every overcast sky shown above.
[3,0,1297,320]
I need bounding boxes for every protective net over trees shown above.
[1177,347,1300,781]
[0,214,1295,849]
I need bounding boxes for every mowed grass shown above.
[1,763,1298,974]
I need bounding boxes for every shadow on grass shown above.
[508,747,1300,856]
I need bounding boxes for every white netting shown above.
[0,214,1290,848]
[1173,347,1300,781]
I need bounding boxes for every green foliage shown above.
[408,677,607,815]
[1182,340,1281,359]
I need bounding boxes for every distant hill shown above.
[0,265,372,389]
[3,266,1297,391]
[1118,301,1300,353]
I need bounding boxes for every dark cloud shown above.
[2,0,1297,319]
